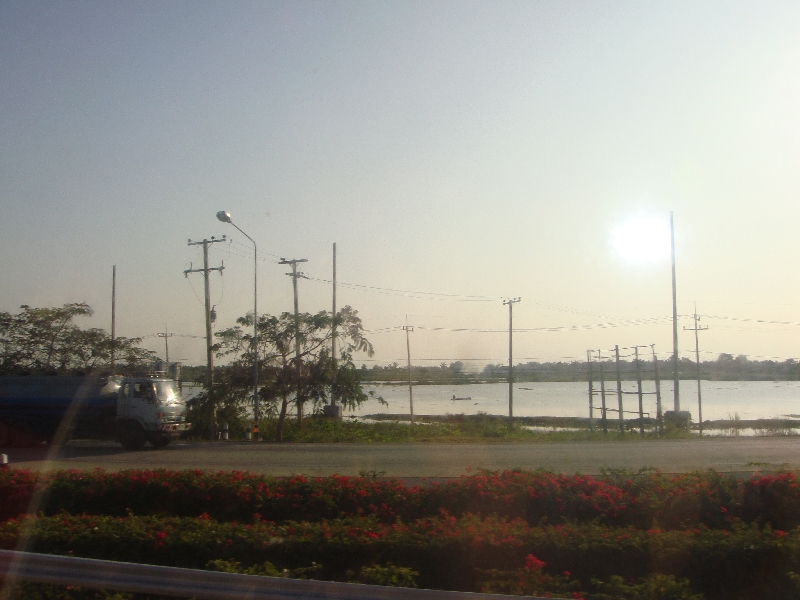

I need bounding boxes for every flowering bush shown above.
[3,468,800,532]
[5,468,800,598]
[5,468,800,531]
[3,512,800,598]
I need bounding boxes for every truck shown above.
[0,376,191,450]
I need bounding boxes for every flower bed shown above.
[3,468,800,599]
[2,513,800,598]
[3,468,800,530]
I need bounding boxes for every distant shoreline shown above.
[360,413,800,432]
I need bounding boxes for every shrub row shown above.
[3,513,800,599]
[2,468,800,530]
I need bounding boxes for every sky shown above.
[2,1,800,369]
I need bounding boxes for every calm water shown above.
[354,380,800,422]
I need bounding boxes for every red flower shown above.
[775,530,787,537]
[524,554,546,571]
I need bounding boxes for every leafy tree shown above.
[209,306,378,441]
[0,303,155,375]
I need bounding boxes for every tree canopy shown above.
[0,303,155,375]
[205,305,379,441]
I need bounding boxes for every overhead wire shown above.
[305,276,499,302]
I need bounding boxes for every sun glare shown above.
[611,216,671,263]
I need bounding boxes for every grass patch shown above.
[264,413,694,443]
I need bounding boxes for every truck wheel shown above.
[119,422,146,451]
[149,434,171,449]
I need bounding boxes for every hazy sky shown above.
[2,2,800,368]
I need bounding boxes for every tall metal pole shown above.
[671,211,680,412]
[615,345,624,433]
[111,265,116,376]
[331,243,337,408]
[403,320,414,424]
[587,350,594,432]
[252,237,257,438]
[503,298,521,421]
[215,213,258,439]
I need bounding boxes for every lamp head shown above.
[216,211,231,223]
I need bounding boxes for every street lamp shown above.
[216,210,259,440]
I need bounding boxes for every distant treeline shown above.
[346,354,800,383]
[181,354,800,384]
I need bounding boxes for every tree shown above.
[0,303,155,375]
[210,305,379,441]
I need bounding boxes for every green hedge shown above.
[3,513,800,598]
[3,468,800,531]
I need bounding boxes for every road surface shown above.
[3,437,799,476]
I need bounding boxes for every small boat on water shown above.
[451,395,472,401]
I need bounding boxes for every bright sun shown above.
[611,216,671,263]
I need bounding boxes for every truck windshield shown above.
[154,382,182,405]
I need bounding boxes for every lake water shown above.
[354,380,800,422]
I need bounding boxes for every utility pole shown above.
[635,346,644,437]
[684,303,708,435]
[652,345,663,435]
[503,298,521,422]
[670,211,680,412]
[615,345,624,433]
[280,258,308,423]
[598,350,607,434]
[158,328,174,365]
[403,319,414,424]
[111,265,116,376]
[331,243,337,408]
[586,350,594,432]
[185,237,226,404]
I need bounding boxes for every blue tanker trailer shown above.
[0,376,190,450]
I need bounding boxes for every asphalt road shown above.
[3,437,799,476]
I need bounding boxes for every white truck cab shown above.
[116,377,190,450]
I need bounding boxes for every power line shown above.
[701,314,800,327]
[228,239,282,260]
[305,276,499,302]
[399,316,674,333]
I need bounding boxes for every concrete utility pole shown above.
[403,320,414,424]
[111,265,116,376]
[158,328,174,365]
[635,346,644,437]
[684,303,708,435]
[598,350,608,434]
[503,298,521,421]
[280,258,308,423]
[652,345,663,434]
[670,211,680,412]
[185,237,226,394]
[331,243,337,408]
